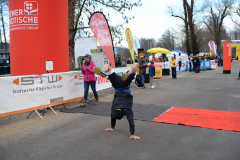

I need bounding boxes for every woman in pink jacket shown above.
[80,54,99,107]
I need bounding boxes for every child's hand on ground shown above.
[130,135,140,140]
[105,128,114,132]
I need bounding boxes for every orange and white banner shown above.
[0,67,130,117]
[94,67,130,91]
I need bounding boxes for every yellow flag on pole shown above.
[125,28,135,62]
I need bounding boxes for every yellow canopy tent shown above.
[147,48,171,54]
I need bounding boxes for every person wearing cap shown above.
[171,56,177,79]
[80,54,99,107]
[138,56,148,89]
[149,61,155,88]
[93,63,140,140]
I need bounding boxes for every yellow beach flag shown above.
[125,28,135,62]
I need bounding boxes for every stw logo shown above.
[24,1,38,15]
[13,75,62,85]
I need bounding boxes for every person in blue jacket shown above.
[149,61,155,89]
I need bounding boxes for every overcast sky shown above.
[104,0,239,47]
[106,0,180,46]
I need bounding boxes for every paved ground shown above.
[1,61,240,160]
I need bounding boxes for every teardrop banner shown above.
[125,28,135,62]
[89,12,116,68]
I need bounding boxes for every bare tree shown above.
[155,28,176,51]
[0,0,8,50]
[184,0,201,55]
[229,24,240,39]
[204,0,237,55]
[168,0,206,55]
[116,46,131,58]
[68,0,142,70]
[139,38,155,57]
[168,0,191,55]
[0,27,2,49]
[231,3,240,26]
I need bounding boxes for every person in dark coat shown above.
[149,61,155,88]
[116,55,122,67]
[192,55,200,73]
[127,58,133,64]
[138,56,148,89]
[93,63,140,140]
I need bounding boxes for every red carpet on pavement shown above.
[152,107,240,132]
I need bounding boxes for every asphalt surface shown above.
[1,61,240,160]
[60,101,171,122]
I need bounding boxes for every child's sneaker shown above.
[121,73,127,81]
[93,67,107,78]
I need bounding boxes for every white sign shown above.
[210,60,217,69]
[176,61,187,71]
[46,61,53,71]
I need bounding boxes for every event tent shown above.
[171,50,188,55]
[0,57,8,60]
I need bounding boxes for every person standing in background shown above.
[116,55,122,67]
[146,58,150,63]
[152,55,156,62]
[178,53,182,73]
[127,58,133,64]
[199,56,202,73]
[188,54,192,72]
[149,61,155,88]
[192,55,200,73]
[171,57,177,79]
[220,54,223,66]
[155,56,161,62]
[165,56,169,61]
[138,56,148,89]
[236,66,240,80]
[80,54,99,107]
[135,56,139,62]
[144,56,148,63]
